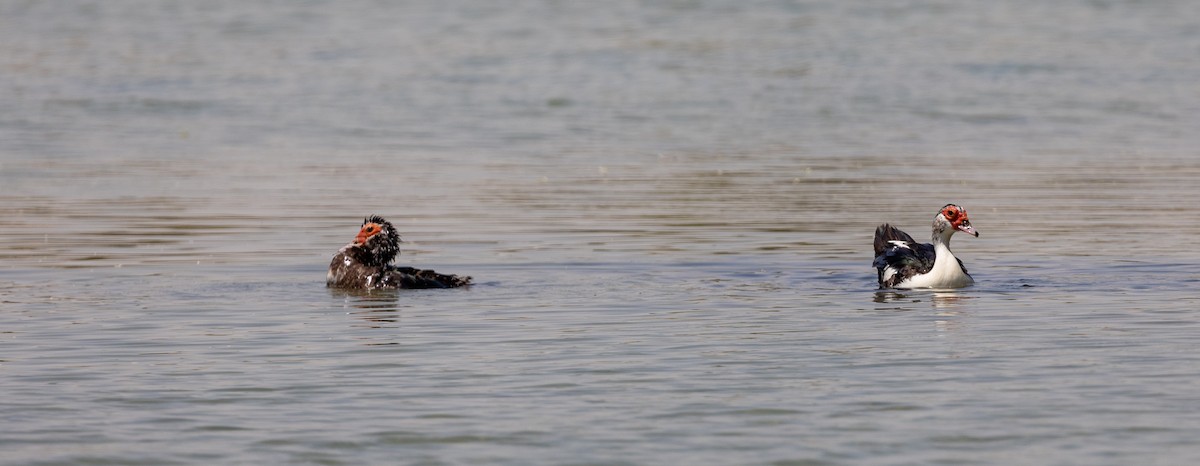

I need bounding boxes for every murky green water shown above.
[3,1,1200,464]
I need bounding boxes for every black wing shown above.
[873,224,917,256]
[872,224,936,288]
[382,266,472,289]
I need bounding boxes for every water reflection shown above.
[873,290,972,310]
[873,290,911,305]
[330,288,403,329]
[929,292,969,334]
[874,290,971,334]
[930,291,970,310]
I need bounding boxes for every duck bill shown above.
[958,224,979,237]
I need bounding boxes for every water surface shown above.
[3,1,1200,464]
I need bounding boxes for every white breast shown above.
[894,243,973,289]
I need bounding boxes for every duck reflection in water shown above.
[874,290,970,334]
[330,287,403,330]
[873,290,972,309]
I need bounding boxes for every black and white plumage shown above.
[327,215,471,290]
[873,204,979,289]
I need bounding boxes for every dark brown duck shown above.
[327,215,471,289]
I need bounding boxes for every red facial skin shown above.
[941,205,978,237]
[354,222,382,245]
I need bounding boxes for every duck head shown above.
[353,215,401,266]
[935,204,979,239]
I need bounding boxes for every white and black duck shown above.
[327,215,471,290]
[873,204,979,289]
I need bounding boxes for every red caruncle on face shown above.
[355,223,382,245]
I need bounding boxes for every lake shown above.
[3,1,1200,464]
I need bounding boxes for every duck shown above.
[873,204,978,289]
[327,215,471,289]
